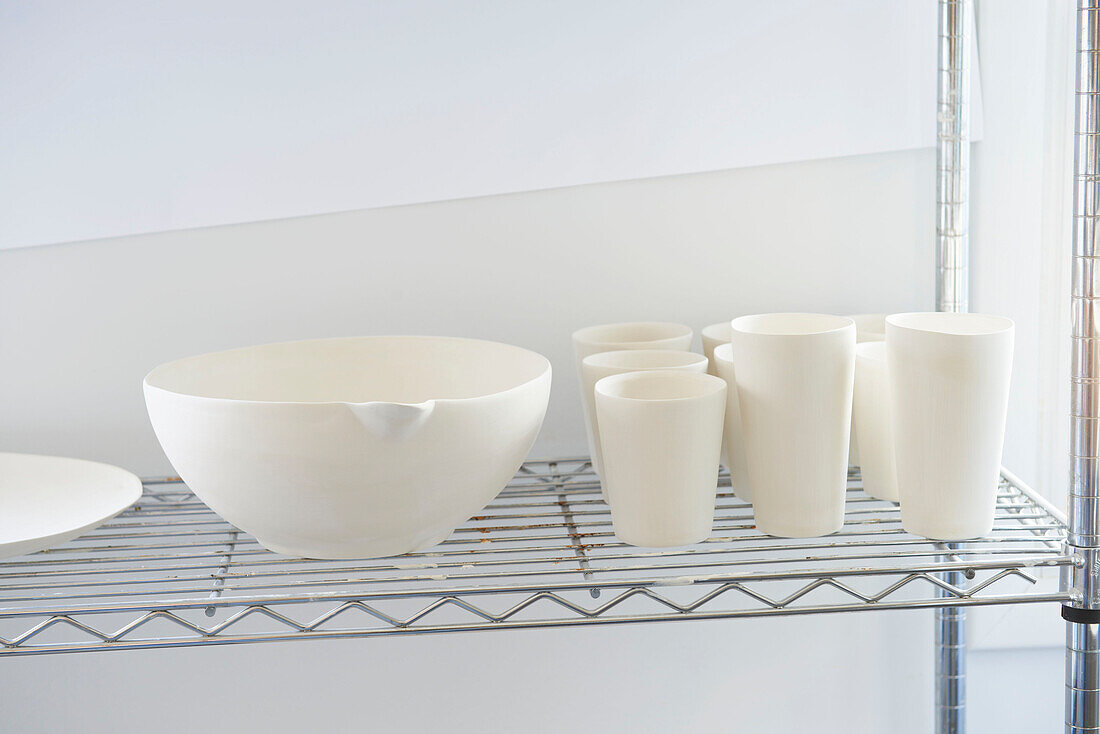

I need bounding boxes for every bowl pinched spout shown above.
[347,400,436,441]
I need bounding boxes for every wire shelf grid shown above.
[0,459,1073,656]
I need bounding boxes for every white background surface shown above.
[0,1,1067,732]
[0,0,980,249]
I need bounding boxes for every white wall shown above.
[0,0,974,249]
[0,147,932,477]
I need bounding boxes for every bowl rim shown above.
[143,335,552,407]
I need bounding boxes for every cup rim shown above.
[731,313,853,337]
[572,321,693,347]
[886,312,1014,337]
[712,342,733,363]
[582,348,707,371]
[701,321,734,342]
[594,370,726,403]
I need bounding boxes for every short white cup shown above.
[701,321,734,375]
[595,370,726,547]
[711,343,752,502]
[731,313,856,537]
[845,314,888,466]
[572,322,694,474]
[887,312,1014,540]
[853,341,898,502]
[581,349,708,501]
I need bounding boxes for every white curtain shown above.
[971,0,1073,507]
[1034,0,1074,509]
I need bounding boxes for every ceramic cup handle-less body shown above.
[853,341,898,502]
[595,370,727,547]
[731,314,856,538]
[701,321,734,377]
[580,349,708,501]
[701,320,735,469]
[571,322,693,476]
[845,313,888,467]
[711,342,752,502]
[887,312,1014,540]
[848,313,888,343]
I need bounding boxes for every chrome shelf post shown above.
[934,1,972,731]
[1066,3,1100,732]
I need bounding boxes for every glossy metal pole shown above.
[934,2,971,733]
[935,586,966,733]
[936,0,970,315]
[1066,3,1100,732]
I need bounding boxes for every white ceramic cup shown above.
[846,314,887,466]
[702,320,735,469]
[887,312,1014,540]
[853,341,898,502]
[711,343,752,502]
[572,322,694,474]
[701,321,734,375]
[731,313,856,537]
[581,349,708,499]
[595,370,726,547]
[849,313,888,343]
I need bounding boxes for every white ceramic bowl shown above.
[144,336,551,559]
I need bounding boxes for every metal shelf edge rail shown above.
[0,459,1071,657]
[935,1,972,731]
[1067,3,1100,733]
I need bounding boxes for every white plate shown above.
[0,453,142,559]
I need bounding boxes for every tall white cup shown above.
[711,343,752,502]
[853,341,898,502]
[581,349,708,501]
[845,313,887,466]
[572,322,693,474]
[595,370,726,547]
[886,312,1014,540]
[731,314,856,537]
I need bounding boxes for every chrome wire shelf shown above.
[0,458,1073,656]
